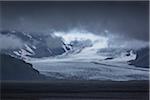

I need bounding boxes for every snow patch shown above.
[13,51,20,56]
[32,45,36,49]
[24,44,34,54]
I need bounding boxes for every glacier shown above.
[28,30,149,81]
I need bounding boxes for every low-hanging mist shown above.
[0,34,24,50]
[53,29,148,51]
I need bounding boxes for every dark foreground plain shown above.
[1,80,149,100]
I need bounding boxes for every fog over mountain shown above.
[0,34,24,50]
[1,1,149,41]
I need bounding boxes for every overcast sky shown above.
[1,1,149,41]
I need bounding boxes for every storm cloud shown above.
[1,1,149,41]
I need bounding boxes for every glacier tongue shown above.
[30,59,148,81]
[28,45,148,81]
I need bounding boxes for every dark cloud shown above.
[1,1,149,41]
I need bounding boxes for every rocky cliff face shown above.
[0,53,46,80]
[129,47,149,68]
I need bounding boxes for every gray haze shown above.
[1,1,149,41]
[46,36,64,49]
[0,34,24,50]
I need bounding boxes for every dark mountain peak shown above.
[0,53,46,80]
[129,47,149,68]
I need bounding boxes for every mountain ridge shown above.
[0,30,70,59]
[0,53,46,80]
